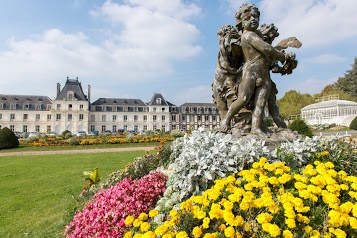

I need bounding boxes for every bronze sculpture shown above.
[213,3,301,137]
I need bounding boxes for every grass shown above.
[0,142,160,153]
[0,150,148,238]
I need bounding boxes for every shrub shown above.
[0,127,19,149]
[288,119,313,137]
[61,130,72,139]
[263,117,274,127]
[350,116,357,130]
[170,129,184,138]
[65,171,167,238]
[125,159,357,238]
[68,137,79,145]
[26,135,39,143]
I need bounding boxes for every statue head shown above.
[217,24,238,41]
[235,4,260,31]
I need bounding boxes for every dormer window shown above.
[38,98,43,102]
[1,97,6,100]
[156,98,162,104]
[10,104,17,109]
[26,98,31,101]
[14,97,19,101]
[23,104,30,110]
[37,104,42,110]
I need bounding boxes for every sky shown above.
[0,0,356,106]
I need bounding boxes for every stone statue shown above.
[213,3,301,138]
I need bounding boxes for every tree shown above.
[315,84,357,102]
[335,57,357,98]
[277,90,315,118]
[0,127,19,150]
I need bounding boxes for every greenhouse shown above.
[301,100,357,126]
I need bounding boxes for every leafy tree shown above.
[0,127,19,149]
[335,57,357,98]
[316,84,357,102]
[277,90,315,118]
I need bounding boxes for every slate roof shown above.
[91,98,146,106]
[301,100,357,111]
[55,79,88,101]
[0,94,52,110]
[147,93,173,106]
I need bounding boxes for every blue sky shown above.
[0,0,356,105]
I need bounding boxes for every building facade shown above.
[0,79,220,133]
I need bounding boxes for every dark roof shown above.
[55,79,87,101]
[91,98,147,106]
[147,93,170,106]
[0,94,52,110]
[180,103,217,107]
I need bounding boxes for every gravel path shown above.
[0,146,155,157]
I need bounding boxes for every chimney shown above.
[88,85,91,103]
[57,83,61,97]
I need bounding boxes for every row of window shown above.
[56,104,85,110]
[0,113,85,121]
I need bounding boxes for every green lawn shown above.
[0,151,147,238]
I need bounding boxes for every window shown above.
[171,115,176,121]
[37,104,42,110]
[153,115,157,122]
[79,114,84,121]
[47,125,51,133]
[102,115,106,122]
[205,115,209,121]
[47,104,51,110]
[113,125,117,132]
[68,104,73,110]
[153,125,157,130]
[23,114,28,121]
[162,107,165,112]
[156,98,162,104]
[197,115,201,121]
[24,104,29,110]
[212,116,216,121]
[90,115,95,122]
[10,125,14,131]
[143,115,147,122]
[182,115,186,121]
[36,114,40,121]
[10,104,16,109]
[57,104,61,109]
[68,93,73,100]
[68,114,72,121]
[56,114,61,121]
[134,125,138,131]
[80,104,84,110]
[112,115,117,122]
[101,125,106,131]
[143,125,148,130]
[10,114,15,121]
[134,115,138,122]
[23,125,27,132]
[90,125,95,131]
[123,115,128,122]
[162,115,165,122]
[162,125,166,131]
[35,125,40,132]
[124,125,128,131]
[153,107,156,112]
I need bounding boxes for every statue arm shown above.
[249,32,285,63]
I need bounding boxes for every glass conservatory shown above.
[301,100,357,126]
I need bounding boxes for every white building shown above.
[301,99,357,126]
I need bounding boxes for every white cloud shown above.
[226,0,357,48]
[0,0,203,100]
[304,54,347,64]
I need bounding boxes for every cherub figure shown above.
[220,4,286,135]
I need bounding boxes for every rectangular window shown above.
[10,104,16,109]
[23,125,27,132]
[143,125,148,130]
[162,115,165,122]
[101,125,106,131]
[197,115,201,121]
[153,115,157,122]
[102,115,106,122]
[10,125,15,131]
[134,115,138,122]
[123,115,128,122]
[68,104,73,110]
[47,125,51,133]
[112,115,117,122]
[153,107,156,112]
[205,115,209,121]
[68,114,72,121]
[23,114,28,121]
[90,115,95,122]
[37,104,42,110]
[153,125,157,130]
[24,104,29,110]
[80,104,84,110]
[162,107,165,112]
[90,125,95,132]
[143,115,147,122]
[162,125,166,131]
[56,114,61,121]
[113,125,117,132]
[134,125,138,131]
[182,115,186,121]
[171,115,176,121]
[47,114,51,121]
[56,104,61,109]
[36,114,40,121]
[124,125,128,131]
[47,104,52,110]
[35,125,40,132]
[79,114,84,121]
[10,114,15,121]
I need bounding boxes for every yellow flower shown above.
[282,230,293,238]
[154,225,168,236]
[176,231,189,238]
[140,222,151,233]
[285,218,296,229]
[138,212,148,221]
[124,231,133,238]
[133,219,142,227]
[202,217,210,229]
[303,225,312,233]
[224,226,235,238]
[256,213,273,224]
[142,231,155,238]
[124,215,135,226]
[192,226,202,238]
[149,209,159,218]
